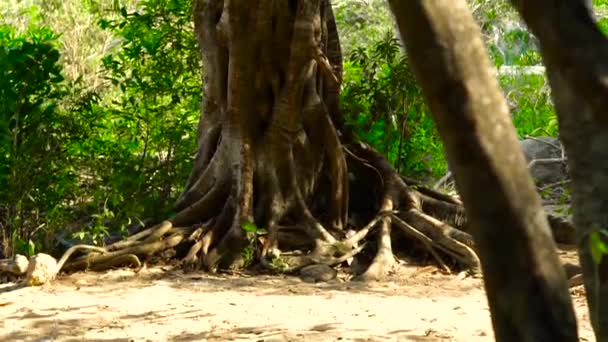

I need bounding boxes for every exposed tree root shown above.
[356,197,395,281]
[42,141,576,282]
[62,223,195,272]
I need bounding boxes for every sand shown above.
[0,249,595,342]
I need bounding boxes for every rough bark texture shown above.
[157,0,488,279]
[387,1,578,341]
[507,2,608,339]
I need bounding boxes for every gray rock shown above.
[440,136,567,186]
[520,136,568,184]
[299,264,337,283]
[520,136,561,160]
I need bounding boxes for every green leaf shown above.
[590,231,608,265]
[28,239,36,256]
[241,221,257,233]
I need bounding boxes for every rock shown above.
[520,136,568,184]
[26,253,58,286]
[520,136,561,160]
[299,264,337,283]
[440,136,567,185]
[0,254,29,275]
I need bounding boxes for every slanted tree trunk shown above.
[507,1,608,340]
[387,1,578,341]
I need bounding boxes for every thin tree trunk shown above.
[387,1,578,341]
[508,1,608,339]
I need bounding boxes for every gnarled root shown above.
[62,222,196,272]
[48,142,578,283]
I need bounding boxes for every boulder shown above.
[299,264,337,283]
[520,136,568,184]
[439,136,567,187]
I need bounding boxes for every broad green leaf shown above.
[241,221,257,233]
[590,231,608,265]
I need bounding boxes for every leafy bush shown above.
[500,74,558,137]
[0,24,77,256]
[333,0,395,56]
[66,0,202,244]
[0,0,202,256]
[598,17,608,35]
[341,34,446,179]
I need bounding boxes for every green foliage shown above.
[0,24,76,256]
[500,74,558,137]
[333,0,395,56]
[66,0,201,244]
[240,221,268,267]
[470,0,559,140]
[590,230,608,265]
[594,0,608,7]
[0,0,201,257]
[0,0,135,87]
[337,0,561,178]
[598,17,608,35]
[341,34,446,178]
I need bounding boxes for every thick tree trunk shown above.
[165,0,494,279]
[177,0,349,270]
[387,1,578,341]
[507,1,608,340]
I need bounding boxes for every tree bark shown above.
[507,1,608,340]
[387,1,578,341]
[164,0,494,278]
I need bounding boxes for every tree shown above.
[507,0,608,339]
[63,0,497,279]
[388,1,577,340]
[389,0,608,340]
[54,0,601,339]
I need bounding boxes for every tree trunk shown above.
[175,0,352,271]
[507,1,608,340]
[387,1,578,341]
[167,0,483,278]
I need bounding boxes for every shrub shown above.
[0,24,77,256]
[341,34,446,179]
[66,0,202,244]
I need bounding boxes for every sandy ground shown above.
[0,248,595,342]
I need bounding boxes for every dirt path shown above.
[0,250,595,342]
